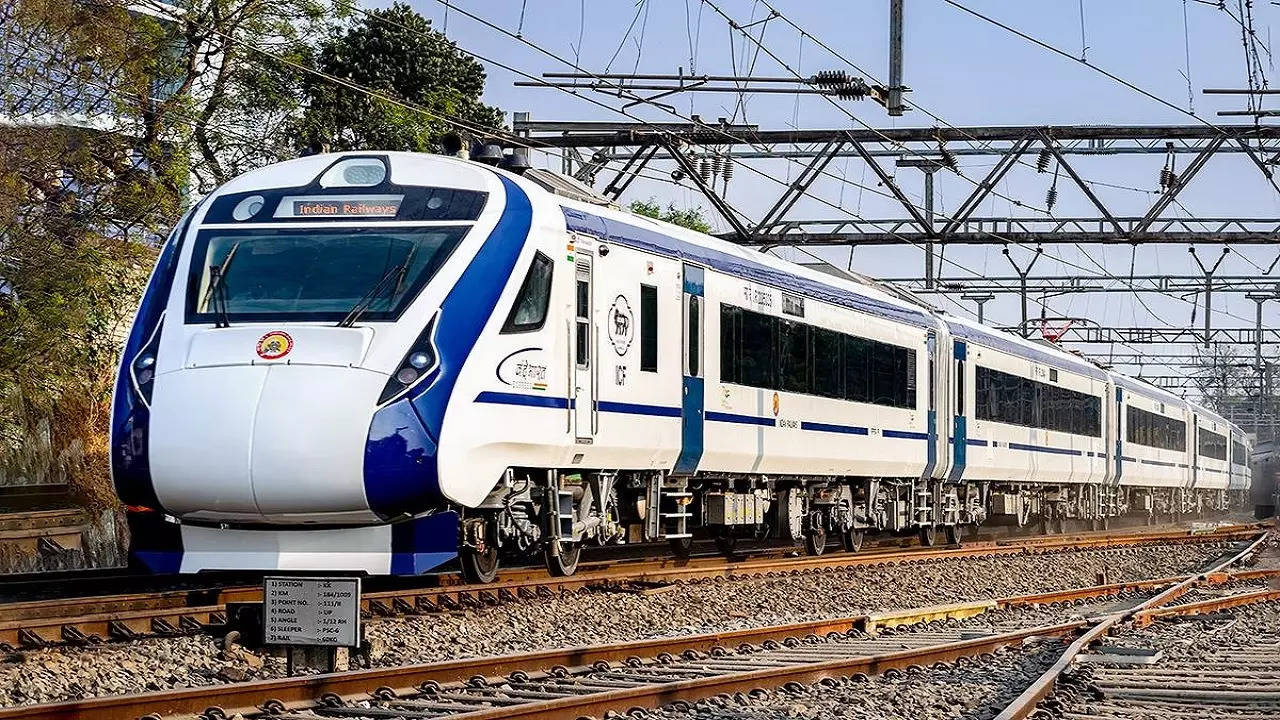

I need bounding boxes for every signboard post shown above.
[263,576,361,674]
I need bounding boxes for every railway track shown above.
[0,523,1259,652]
[994,532,1273,719]
[0,531,1267,720]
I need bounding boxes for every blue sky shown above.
[408,0,1280,392]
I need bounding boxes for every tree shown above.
[296,2,503,153]
[0,0,179,500]
[629,199,713,234]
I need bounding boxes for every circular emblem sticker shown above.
[256,331,294,360]
[607,294,635,356]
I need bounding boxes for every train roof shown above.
[1109,372,1190,409]
[939,314,1111,382]
[555,193,938,331]
[210,152,1226,418]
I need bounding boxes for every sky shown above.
[402,0,1280,398]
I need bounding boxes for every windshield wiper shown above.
[201,241,241,329]
[337,246,418,328]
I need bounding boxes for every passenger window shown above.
[641,284,657,372]
[778,320,810,393]
[812,328,842,398]
[501,252,554,333]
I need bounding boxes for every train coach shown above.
[112,151,1251,581]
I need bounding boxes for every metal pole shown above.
[924,169,934,288]
[1258,296,1265,426]
[1189,246,1230,349]
[888,0,904,116]
[963,293,995,324]
[513,111,531,168]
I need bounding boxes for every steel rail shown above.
[993,531,1271,720]
[2,542,1270,720]
[0,592,1101,720]
[0,524,1260,651]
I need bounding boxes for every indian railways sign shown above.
[263,576,361,647]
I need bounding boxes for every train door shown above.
[673,264,705,474]
[1188,414,1198,490]
[946,339,967,482]
[573,251,596,442]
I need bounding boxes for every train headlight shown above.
[319,158,387,188]
[129,318,164,405]
[378,314,439,405]
[232,195,265,221]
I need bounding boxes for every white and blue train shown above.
[112,151,1251,580]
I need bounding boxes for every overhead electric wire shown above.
[116,1,1250,376]
[417,0,1198,366]
[752,0,1157,197]
[426,0,1262,341]
[696,0,1260,331]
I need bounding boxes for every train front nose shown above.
[148,327,386,524]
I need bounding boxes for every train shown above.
[111,151,1252,581]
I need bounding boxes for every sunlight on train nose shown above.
[184,326,373,368]
[248,365,386,521]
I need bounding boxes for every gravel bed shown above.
[0,540,1237,707]
[630,640,1066,720]
[1093,595,1280,661]
[1044,599,1280,720]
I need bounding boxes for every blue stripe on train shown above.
[363,175,533,520]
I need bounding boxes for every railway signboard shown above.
[263,576,361,647]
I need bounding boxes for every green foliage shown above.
[296,2,504,153]
[1,0,503,506]
[628,199,713,234]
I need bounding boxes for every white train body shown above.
[111,152,1251,576]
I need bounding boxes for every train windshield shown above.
[185,225,468,323]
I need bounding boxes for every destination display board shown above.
[276,194,403,218]
[263,576,361,647]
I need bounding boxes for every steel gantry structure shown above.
[512,119,1280,437]
[515,120,1280,246]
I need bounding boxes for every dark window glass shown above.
[1126,405,1187,451]
[778,319,810,393]
[975,366,1100,436]
[687,296,701,377]
[714,302,916,409]
[738,308,776,388]
[575,322,589,367]
[1233,439,1248,464]
[720,304,741,384]
[1198,428,1227,461]
[575,279,589,319]
[502,252,554,333]
[843,336,871,403]
[812,328,843,398]
[186,226,468,324]
[640,284,658,372]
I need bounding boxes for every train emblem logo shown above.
[255,330,294,360]
[608,295,634,356]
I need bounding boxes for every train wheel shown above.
[841,529,865,553]
[668,537,693,559]
[944,523,963,545]
[544,540,581,577]
[714,534,738,557]
[918,525,939,547]
[459,545,499,584]
[804,525,827,556]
